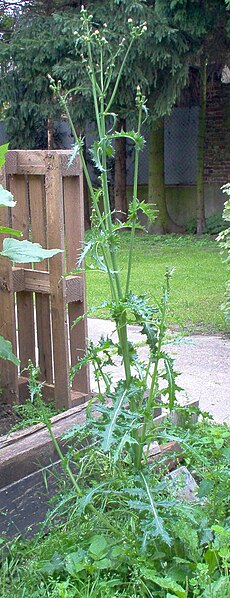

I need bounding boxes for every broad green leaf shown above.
[0,185,16,208]
[0,226,22,238]
[0,336,20,365]
[198,478,214,498]
[94,557,112,569]
[1,238,62,263]
[203,576,230,598]
[0,143,9,168]
[65,550,87,576]
[204,548,219,575]
[141,569,186,598]
[89,535,108,558]
[40,553,64,576]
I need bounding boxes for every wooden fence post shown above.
[45,152,70,410]
[0,167,18,404]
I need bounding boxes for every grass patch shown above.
[85,233,227,333]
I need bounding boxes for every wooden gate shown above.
[0,150,90,409]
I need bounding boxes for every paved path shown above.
[88,319,230,425]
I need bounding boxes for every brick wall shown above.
[204,80,230,184]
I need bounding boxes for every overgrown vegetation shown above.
[9,361,60,432]
[217,184,230,326]
[186,211,229,235]
[0,415,229,597]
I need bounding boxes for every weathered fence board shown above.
[0,168,18,403]
[0,150,89,409]
[10,175,35,372]
[64,175,89,394]
[28,175,53,383]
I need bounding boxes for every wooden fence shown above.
[0,150,90,409]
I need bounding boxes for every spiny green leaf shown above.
[140,472,172,545]
[113,431,138,463]
[68,139,84,167]
[101,388,128,452]
[137,199,158,223]
[78,482,108,514]
[161,353,182,411]
[109,129,145,150]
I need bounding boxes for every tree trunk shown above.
[114,117,127,222]
[148,118,184,234]
[197,58,207,235]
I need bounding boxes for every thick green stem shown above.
[100,98,131,384]
[134,294,167,469]
[105,39,134,114]
[59,95,117,303]
[126,102,142,295]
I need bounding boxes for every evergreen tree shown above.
[0,0,229,229]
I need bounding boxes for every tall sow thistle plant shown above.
[47,7,181,546]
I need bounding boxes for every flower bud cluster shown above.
[135,85,146,109]
[48,74,62,95]
[128,20,147,39]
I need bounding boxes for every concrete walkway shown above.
[88,319,230,425]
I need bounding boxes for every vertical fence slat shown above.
[64,176,89,396]
[28,175,53,382]
[45,153,70,409]
[10,175,35,370]
[0,167,18,404]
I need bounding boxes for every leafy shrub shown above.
[186,211,228,235]
[217,184,230,325]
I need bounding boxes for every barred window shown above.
[164,107,199,185]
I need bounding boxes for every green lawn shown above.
[85,233,227,333]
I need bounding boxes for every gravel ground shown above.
[88,318,230,425]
